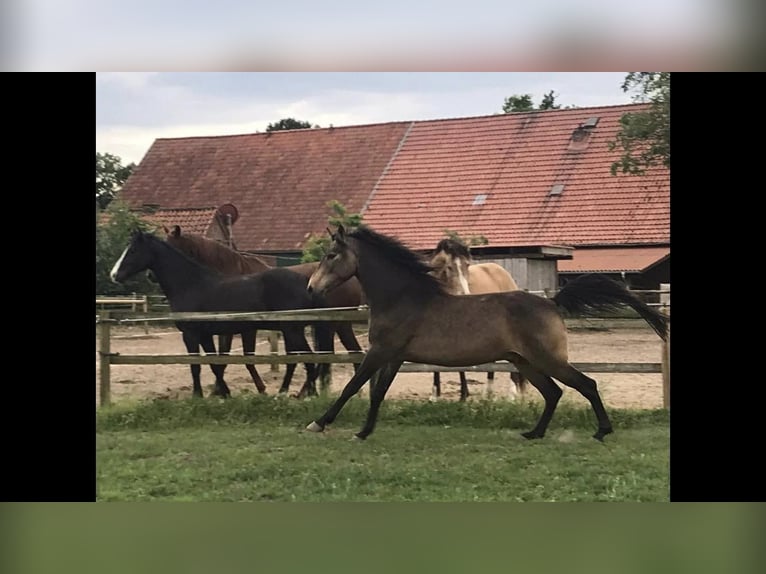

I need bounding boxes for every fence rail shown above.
[96,305,670,409]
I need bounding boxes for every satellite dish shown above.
[217,203,239,225]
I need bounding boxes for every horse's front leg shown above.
[200,334,231,398]
[306,346,393,432]
[355,360,403,440]
[181,331,204,398]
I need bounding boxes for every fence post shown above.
[269,332,280,372]
[660,284,670,409]
[99,311,112,408]
[142,295,149,334]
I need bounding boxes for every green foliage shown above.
[503,91,565,113]
[301,200,363,262]
[502,94,534,113]
[608,72,670,175]
[444,229,488,247]
[539,90,561,110]
[96,152,135,210]
[266,118,317,132]
[95,200,159,296]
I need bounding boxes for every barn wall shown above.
[479,257,558,293]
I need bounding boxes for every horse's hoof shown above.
[521,430,544,440]
[306,421,324,433]
[353,433,366,441]
[593,428,613,441]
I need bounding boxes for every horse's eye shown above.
[326,253,337,260]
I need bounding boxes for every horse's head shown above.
[164,225,197,257]
[110,230,158,283]
[307,225,358,295]
[430,239,472,295]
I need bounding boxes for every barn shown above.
[117,103,669,292]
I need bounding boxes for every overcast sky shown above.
[96,72,638,166]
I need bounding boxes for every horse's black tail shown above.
[553,273,669,340]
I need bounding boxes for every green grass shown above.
[97,396,669,502]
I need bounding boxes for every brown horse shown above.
[429,238,527,401]
[164,226,365,393]
[306,225,668,441]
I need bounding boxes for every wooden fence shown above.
[96,301,670,409]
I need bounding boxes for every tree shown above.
[608,72,670,175]
[96,152,135,210]
[266,118,317,132]
[444,229,488,247]
[95,200,159,295]
[301,201,363,262]
[502,94,534,113]
[503,91,565,113]
[539,90,561,110]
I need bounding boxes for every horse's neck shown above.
[355,240,435,309]
[151,244,219,302]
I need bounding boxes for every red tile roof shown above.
[558,247,670,273]
[118,104,668,254]
[363,103,669,250]
[140,207,222,236]
[119,122,413,252]
[97,206,224,237]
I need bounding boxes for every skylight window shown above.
[472,194,487,206]
[549,184,565,196]
[583,117,600,128]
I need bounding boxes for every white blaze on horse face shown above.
[110,245,130,282]
[456,259,471,294]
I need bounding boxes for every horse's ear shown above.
[336,225,346,242]
[171,225,181,237]
[162,225,170,235]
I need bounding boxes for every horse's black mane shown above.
[347,226,444,292]
[433,238,471,259]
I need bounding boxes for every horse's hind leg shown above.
[241,331,267,394]
[459,372,469,401]
[200,335,231,398]
[515,363,563,440]
[282,328,317,399]
[509,372,526,401]
[335,322,362,374]
[485,371,494,399]
[182,331,204,398]
[551,364,613,441]
[356,360,403,440]
[431,372,441,402]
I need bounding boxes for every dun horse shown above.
[110,230,333,399]
[429,237,527,401]
[164,226,365,391]
[306,225,668,441]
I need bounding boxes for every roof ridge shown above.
[152,103,647,143]
[361,121,415,216]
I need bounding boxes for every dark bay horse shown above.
[110,230,333,399]
[306,225,668,441]
[429,238,527,402]
[164,226,365,389]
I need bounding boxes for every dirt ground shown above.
[97,324,666,409]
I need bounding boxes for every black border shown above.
[1,73,96,501]
[668,72,761,502]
